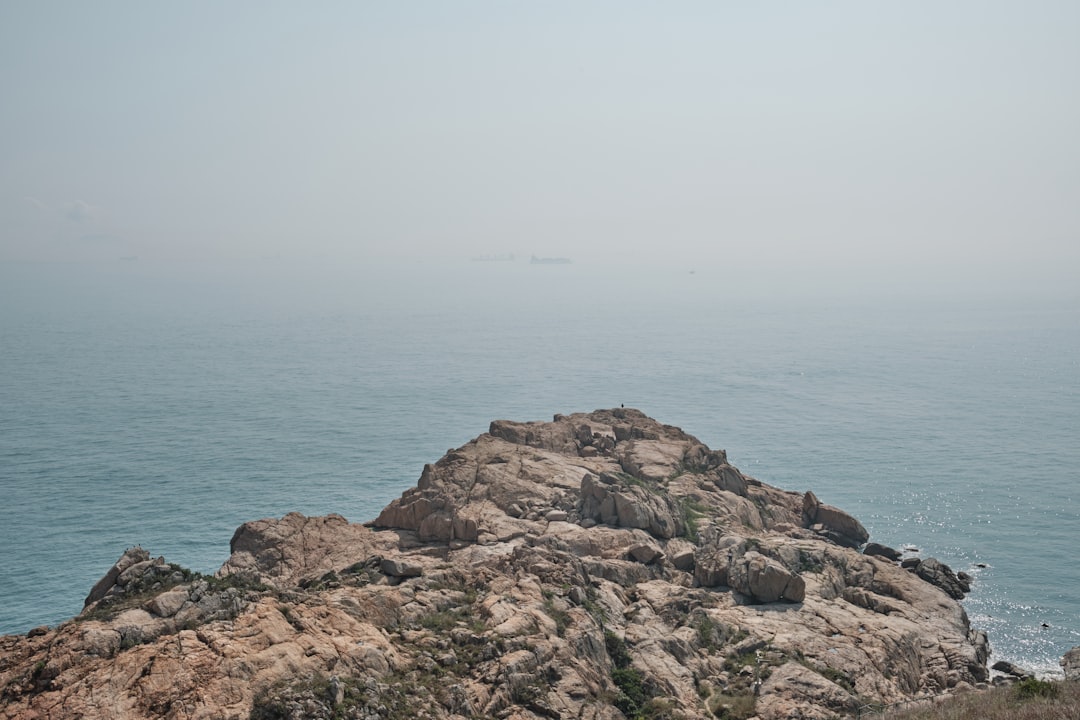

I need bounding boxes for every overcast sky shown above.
[1,2,1077,294]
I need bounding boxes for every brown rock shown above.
[728,551,806,603]
[864,542,902,561]
[757,662,859,720]
[0,409,990,720]
[803,491,870,548]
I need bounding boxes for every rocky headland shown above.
[1,409,1006,719]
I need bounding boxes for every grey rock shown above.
[628,543,663,564]
[84,547,150,608]
[863,542,902,561]
[144,588,189,618]
[380,558,423,578]
[670,548,696,573]
[915,558,968,599]
[1062,646,1080,680]
[991,660,1031,679]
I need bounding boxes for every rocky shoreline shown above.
[1,409,1072,719]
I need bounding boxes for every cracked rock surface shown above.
[1,409,990,719]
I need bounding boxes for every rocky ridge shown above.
[1,409,995,719]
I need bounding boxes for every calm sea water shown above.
[2,259,1078,677]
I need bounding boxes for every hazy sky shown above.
[2,2,1078,292]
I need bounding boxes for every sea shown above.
[1,257,1078,678]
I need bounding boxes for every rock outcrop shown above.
[1061,645,1080,681]
[0,409,991,720]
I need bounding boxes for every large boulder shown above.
[1061,646,1080,680]
[221,512,390,586]
[579,472,684,539]
[864,542,902,561]
[914,558,969,600]
[802,491,869,548]
[693,535,747,587]
[728,551,806,603]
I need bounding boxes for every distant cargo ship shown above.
[530,255,571,265]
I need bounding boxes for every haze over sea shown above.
[1,258,1078,677]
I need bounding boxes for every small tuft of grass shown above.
[680,498,708,542]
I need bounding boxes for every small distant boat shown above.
[530,255,571,265]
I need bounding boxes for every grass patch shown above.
[604,630,660,719]
[1014,677,1058,700]
[680,498,708,542]
[885,678,1080,720]
[795,549,825,574]
[693,613,748,654]
[707,692,757,720]
[611,470,660,494]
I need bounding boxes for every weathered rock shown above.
[991,660,1031,679]
[802,491,869,548]
[756,662,860,720]
[0,409,991,720]
[915,558,969,599]
[83,546,150,607]
[693,535,746,587]
[380,557,423,578]
[222,512,392,587]
[665,538,696,573]
[864,542,902,561]
[1061,645,1080,680]
[579,472,684,539]
[628,543,663,564]
[728,551,806,603]
[143,588,188,618]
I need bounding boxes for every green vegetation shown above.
[1015,677,1058,700]
[605,630,632,668]
[418,601,476,633]
[250,673,419,720]
[542,595,571,637]
[79,563,195,622]
[680,498,708,542]
[693,614,743,652]
[794,549,825,574]
[611,667,648,717]
[614,470,658,492]
[604,630,664,719]
[816,665,855,694]
[203,571,270,593]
